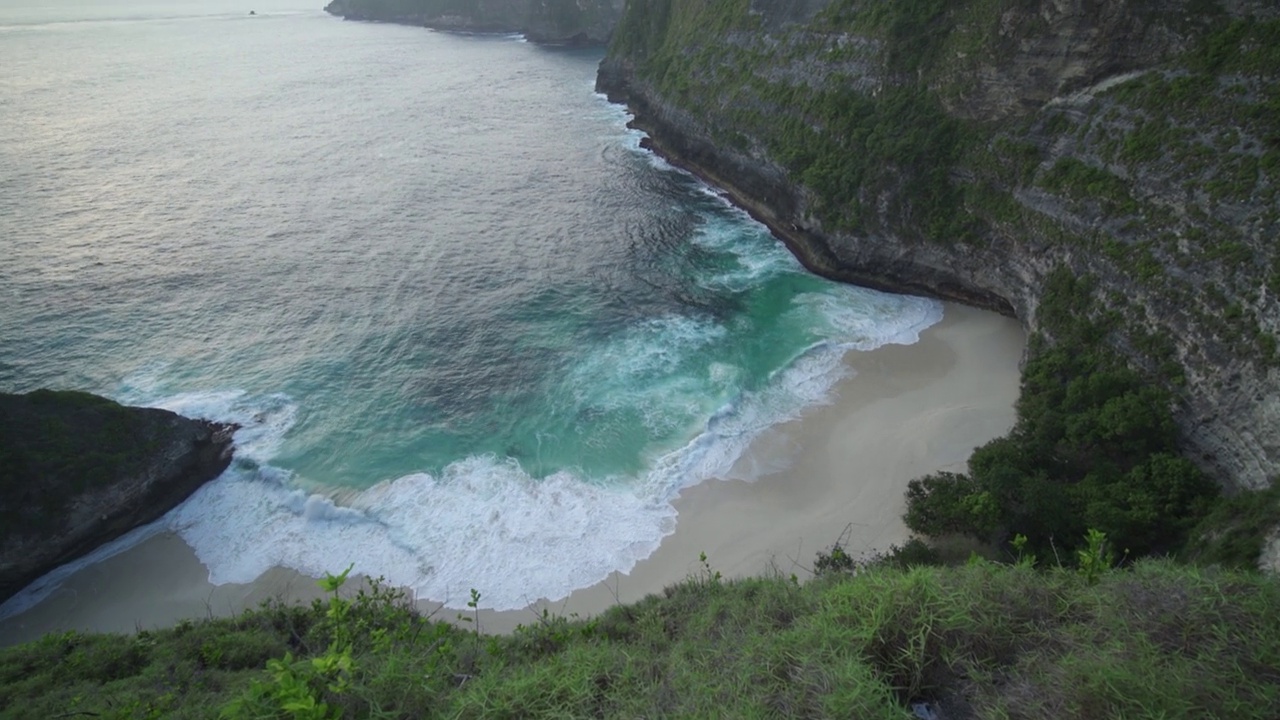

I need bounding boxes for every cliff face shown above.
[0,391,236,604]
[599,0,1280,490]
[323,0,625,45]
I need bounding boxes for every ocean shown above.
[0,0,941,614]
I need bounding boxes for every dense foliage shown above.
[1183,483,1280,569]
[611,0,976,240]
[2,553,1278,719]
[904,272,1219,559]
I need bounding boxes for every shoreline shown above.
[477,302,1023,632]
[0,303,1024,646]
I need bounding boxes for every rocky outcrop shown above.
[323,0,625,45]
[599,0,1280,490]
[0,390,236,604]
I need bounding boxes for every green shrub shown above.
[904,269,1218,559]
[1038,157,1139,214]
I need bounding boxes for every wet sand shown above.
[0,303,1024,646]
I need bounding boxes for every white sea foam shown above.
[692,220,795,291]
[610,118,673,172]
[1,292,942,618]
[656,344,850,489]
[592,94,689,175]
[656,288,943,488]
[572,314,727,390]
[169,454,678,611]
[809,287,944,351]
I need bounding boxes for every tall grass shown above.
[2,555,1277,719]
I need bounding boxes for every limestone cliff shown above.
[599,0,1280,491]
[323,0,625,45]
[0,391,236,604]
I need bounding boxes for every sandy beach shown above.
[0,303,1024,646]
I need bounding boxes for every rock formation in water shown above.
[323,0,626,45]
[0,390,236,604]
[597,0,1280,492]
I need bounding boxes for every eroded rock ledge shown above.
[0,390,236,605]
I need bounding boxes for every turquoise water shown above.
[0,0,941,612]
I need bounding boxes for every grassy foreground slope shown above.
[2,557,1278,719]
